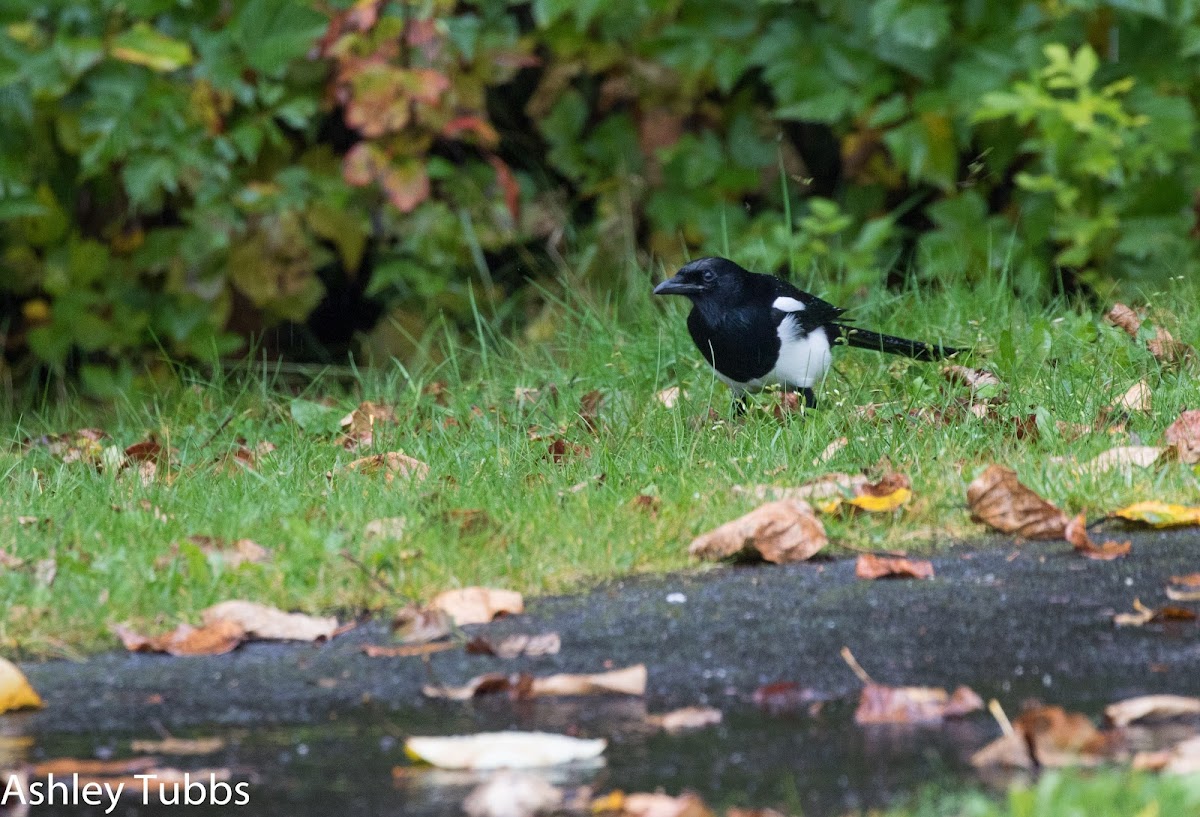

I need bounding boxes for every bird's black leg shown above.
[800,387,816,409]
[732,393,749,416]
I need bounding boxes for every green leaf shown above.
[229,0,327,77]
[110,22,194,72]
[289,398,341,434]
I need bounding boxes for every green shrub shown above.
[2,1,1198,390]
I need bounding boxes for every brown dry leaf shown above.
[112,620,246,656]
[202,600,339,642]
[364,516,407,540]
[855,554,934,580]
[28,427,108,463]
[1106,303,1143,336]
[424,665,646,701]
[971,705,1113,769]
[124,436,170,464]
[463,771,565,817]
[344,451,429,482]
[943,365,1004,398]
[187,535,271,568]
[1133,735,1200,774]
[392,605,453,644]
[545,437,589,463]
[1111,380,1152,413]
[1114,598,1198,627]
[129,736,225,755]
[854,683,982,725]
[340,400,397,449]
[630,494,661,515]
[647,706,723,734]
[751,681,823,714]
[589,792,713,817]
[431,587,524,626]
[1166,573,1200,602]
[1164,409,1200,464]
[815,437,847,464]
[362,641,457,658]
[1064,514,1131,561]
[465,632,561,659]
[1105,694,1200,727]
[1078,445,1165,475]
[579,389,605,434]
[656,387,681,409]
[0,656,43,713]
[1105,303,1195,365]
[966,465,1069,539]
[688,500,826,564]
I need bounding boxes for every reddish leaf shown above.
[855,554,934,580]
[1064,514,1131,561]
[380,160,429,213]
[1165,409,1200,464]
[487,154,521,221]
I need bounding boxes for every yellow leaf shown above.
[0,657,43,713]
[848,487,912,513]
[1113,501,1200,528]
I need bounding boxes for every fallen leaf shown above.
[688,500,826,564]
[1133,735,1200,774]
[187,536,270,568]
[0,549,24,569]
[27,427,107,464]
[611,792,714,817]
[423,665,646,701]
[815,437,847,464]
[1105,694,1200,727]
[1164,409,1200,464]
[364,516,407,540]
[1111,380,1152,413]
[855,554,934,580]
[404,731,606,770]
[943,365,1004,399]
[647,706,723,733]
[1166,573,1200,602]
[854,683,982,725]
[1171,572,1200,586]
[732,473,868,505]
[966,465,1069,539]
[751,681,822,714]
[847,487,912,513]
[1077,445,1165,475]
[656,387,681,408]
[129,737,225,755]
[463,771,564,817]
[392,605,453,644]
[1114,598,1198,627]
[431,587,524,626]
[971,704,1112,769]
[1105,303,1195,365]
[545,437,589,463]
[1064,514,1130,561]
[0,657,43,713]
[362,642,457,658]
[465,632,561,659]
[344,451,430,481]
[1106,303,1143,336]
[578,389,605,434]
[112,620,246,656]
[339,400,397,449]
[202,600,339,642]
[1112,501,1200,527]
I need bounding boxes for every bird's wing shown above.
[768,279,845,330]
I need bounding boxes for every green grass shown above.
[2,271,1200,653]
[878,770,1200,817]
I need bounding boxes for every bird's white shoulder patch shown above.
[771,296,806,313]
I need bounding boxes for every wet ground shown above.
[8,529,1200,815]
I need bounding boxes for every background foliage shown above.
[2,0,1198,392]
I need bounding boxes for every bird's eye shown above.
[702,269,716,283]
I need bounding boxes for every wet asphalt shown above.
[16,528,1200,734]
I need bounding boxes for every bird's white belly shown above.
[768,319,832,389]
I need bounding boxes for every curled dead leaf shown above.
[854,683,982,725]
[1164,409,1200,464]
[201,601,339,642]
[687,500,827,564]
[112,620,246,656]
[1064,514,1130,561]
[855,554,934,580]
[423,664,646,700]
[1114,598,1198,627]
[966,465,1068,539]
[344,451,429,481]
[465,632,561,659]
[431,587,523,626]
[942,365,1004,399]
[971,704,1113,769]
[1105,694,1200,727]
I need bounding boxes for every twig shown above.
[840,646,874,685]
[196,410,238,451]
[988,698,1017,740]
[339,549,401,597]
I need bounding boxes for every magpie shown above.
[653,256,961,409]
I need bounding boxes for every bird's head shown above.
[652,257,748,301]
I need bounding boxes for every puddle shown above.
[8,685,1195,817]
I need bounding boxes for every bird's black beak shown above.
[653,275,704,296]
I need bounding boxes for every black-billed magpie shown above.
[653,256,961,409]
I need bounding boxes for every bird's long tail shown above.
[834,325,961,361]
